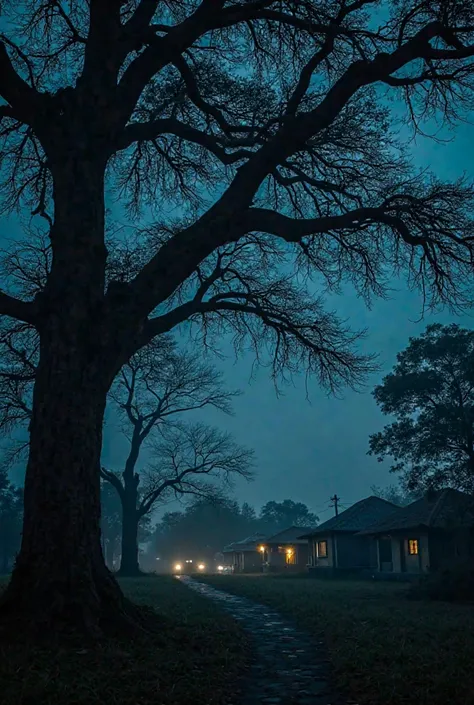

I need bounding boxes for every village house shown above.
[359,488,474,576]
[260,526,315,572]
[222,533,267,573]
[300,496,399,574]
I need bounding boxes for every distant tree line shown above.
[141,496,319,570]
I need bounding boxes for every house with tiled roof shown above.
[359,488,474,575]
[298,496,399,573]
[260,526,316,572]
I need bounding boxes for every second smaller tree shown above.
[101,338,252,575]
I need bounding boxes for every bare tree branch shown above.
[115,117,251,163]
[0,291,37,324]
[138,422,254,517]
[2,0,474,416]
[0,41,42,122]
[100,466,125,500]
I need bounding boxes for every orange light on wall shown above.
[259,545,266,553]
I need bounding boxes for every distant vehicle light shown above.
[217,565,224,572]
[197,563,205,571]
[174,563,182,571]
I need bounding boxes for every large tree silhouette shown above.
[1,1,474,637]
[369,324,474,494]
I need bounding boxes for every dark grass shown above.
[0,575,249,705]
[201,574,474,705]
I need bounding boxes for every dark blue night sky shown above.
[2,112,473,524]
[102,118,474,523]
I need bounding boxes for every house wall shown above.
[309,534,378,573]
[377,536,394,572]
[241,550,264,573]
[391,537,402,572]
[266,547,286,570]
[310,535,334,569]
[225,550,264,573]
[297,543,309,567]
[232,551,241,572]
[385,532,429,574]
[265,543,309,572]
[377,528,474,576]
[420,534,430,572]
[335,534,377,569]
[229,551,244,573]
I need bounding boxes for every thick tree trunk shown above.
[117,429,143,577]
[0,363,130,638]
[119,501,141,576]
[0,159,142,640]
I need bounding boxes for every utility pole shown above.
[330,494,340,516]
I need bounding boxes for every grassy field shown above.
[201,574,474,705]
[0,575,248,705]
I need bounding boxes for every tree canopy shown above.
[260,499,319,532]
[370,483,421,507]
[2,1,474,387]
[369,324,474,493]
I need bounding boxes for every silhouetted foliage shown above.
[370,484,421,507]
[369,324,474,494]
[149,496,261,567]
[259,499,319,533]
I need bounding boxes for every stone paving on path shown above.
[179,577,352,705]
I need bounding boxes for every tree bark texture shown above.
[119,499,140,576]
[118,436,141,576]
[0,161,139,638]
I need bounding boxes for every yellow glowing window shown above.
[408,539,419,555]
[317,540,328,558]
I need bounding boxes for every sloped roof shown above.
[299,496,399,538]
[222,533,267,553]
[359,488,474,535]
[265,526,316,544]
